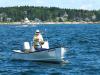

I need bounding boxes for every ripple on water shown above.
[0,24,100,75]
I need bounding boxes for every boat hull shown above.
[11,48,66,62]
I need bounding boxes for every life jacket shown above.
[33,34,44,48]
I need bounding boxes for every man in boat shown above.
[33,30,44,50]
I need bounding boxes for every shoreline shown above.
[43,21,100,24]
[0,21,100,25]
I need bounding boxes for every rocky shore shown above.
[0,21,100,25]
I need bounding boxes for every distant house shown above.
[6,18,12,22]
[24,17,30,23]
[92,14,96,20]
[0,13,7,22]
[56,12,68,22]
[21,17,30,24]
[0,13,2,21]
[63,12,68,19]
[85,17,90,22]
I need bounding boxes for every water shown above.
[0,24,100,75]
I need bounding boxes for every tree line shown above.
[0,6,100,22]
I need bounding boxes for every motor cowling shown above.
[24,42,31,52]
[42,41,49,49]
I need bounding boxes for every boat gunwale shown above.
[13,48,55,54]
[13,47,66,54]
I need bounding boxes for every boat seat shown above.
[35,48,49,52]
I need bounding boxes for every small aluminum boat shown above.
[11,41,67,63]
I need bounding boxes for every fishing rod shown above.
[34,17,48,41]
[44,28,48,41]
[38,19,48,41]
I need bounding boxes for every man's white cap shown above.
[36,29,40,32]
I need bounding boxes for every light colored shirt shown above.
[34,34,43,42]
[33,33,44,48]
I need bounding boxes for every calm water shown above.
[0,24,100,75]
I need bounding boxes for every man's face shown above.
[36,32,40,35]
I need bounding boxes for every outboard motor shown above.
[24,42,31,52]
